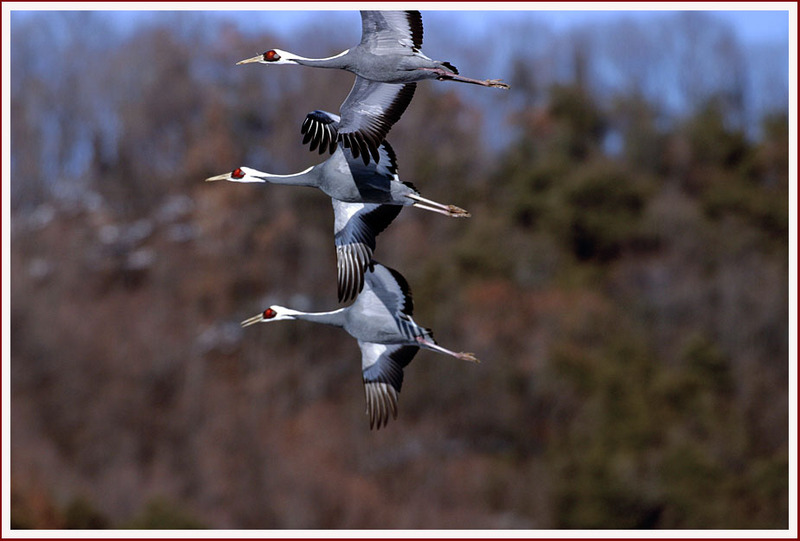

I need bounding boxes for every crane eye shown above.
[231,168,245,179]
[263,50,281,61]
[263,308,277,319]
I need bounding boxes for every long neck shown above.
[291,49,351,70]
[256,166,317,187]
[287,307,348,328]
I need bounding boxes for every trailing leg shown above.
[421,67,510,89]
[406,193,471,218]
[416,336,480,363]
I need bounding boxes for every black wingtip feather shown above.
[335,82,417,166]
[380,141,399,175]
[357,137,370,166]
[301,110,340,154]
[368,141,380,164]
[406,11,424,50]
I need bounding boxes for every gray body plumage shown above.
[207,140,424,206]
[313,145,417,204]
[340,263,430,344]
[241,262,478,429]
[206,130,468,302]
[292,11,453,84]
[240,11,507,164]
[305,48,452,84]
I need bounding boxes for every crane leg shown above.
[416,336,480,363]
[407,194,471,218]
[421,68,510,89]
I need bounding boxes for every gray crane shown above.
[205,126,469,302]
[237,10,509,164]
[241,261,479,429]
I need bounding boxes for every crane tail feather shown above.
[441,61,459,75]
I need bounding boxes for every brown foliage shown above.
[9,11,789,530]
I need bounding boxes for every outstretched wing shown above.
[363,261,414,316]
[301,79,415,166]
[344,139,400,182]
[339,80,415,165]
[333,201,402,303]
[359,341,419,429]
[301,110,340,155]
[361,261,433,343]
[359,10,424,52]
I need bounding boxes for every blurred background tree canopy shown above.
[8,8,791,530]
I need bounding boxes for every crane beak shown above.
[241,314,264,328]
[205,173,229,182]
[236,55,262,65]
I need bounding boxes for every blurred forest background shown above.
[8,8,792,530]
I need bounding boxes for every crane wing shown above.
[359,341,419,429]
[363,262,414,316]
[344,139,399,181]
[300,81,415,166]
[361,262,434,343]
[360,11,423,52]
[337,79,416,165]
[333,201,402,303]
[301,110,341,155]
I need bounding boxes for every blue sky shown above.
[531,9,788,44]
[230,8,787,47]
[8,5,792,48]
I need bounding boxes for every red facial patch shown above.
[263,308,277,319]
[264,50,280,61]
[231,168,245,179]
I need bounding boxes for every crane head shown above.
[205,167,264,184]
[236,49,297,66]
[241,306,295,327]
